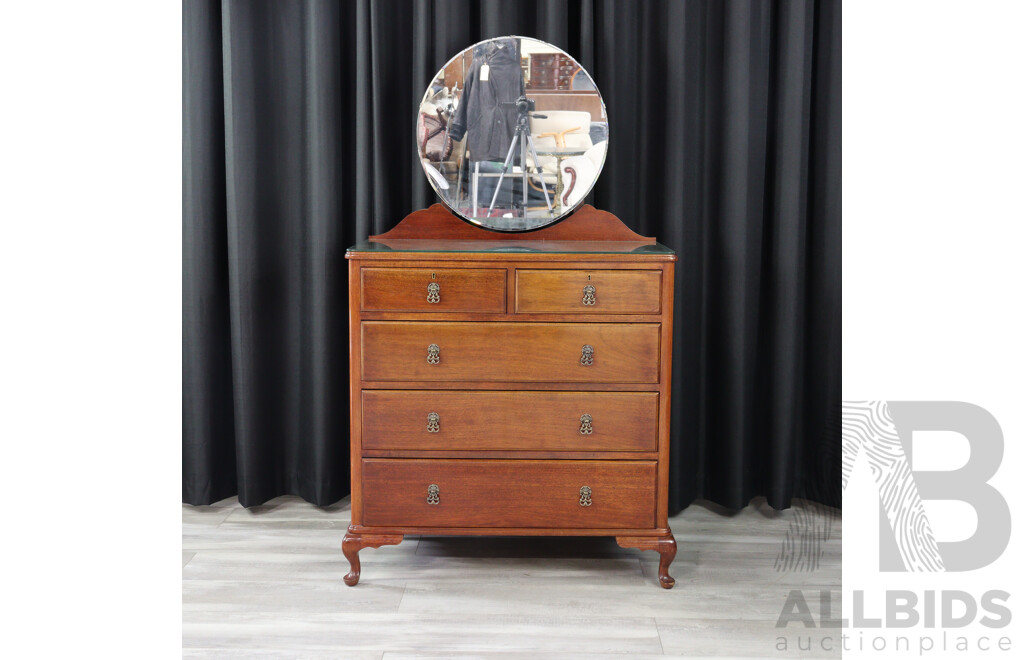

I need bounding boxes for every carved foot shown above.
[616,533,677,589]
[342,531,403,586]
[656,535,677,588]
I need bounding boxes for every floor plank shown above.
[183,578,406,613]
[182,612,664,655]
[184,650,382,660]
[182,505,236,527]
[382,655,744,660]
[656,616,841,658]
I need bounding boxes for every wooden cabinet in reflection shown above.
[527,52,580,90]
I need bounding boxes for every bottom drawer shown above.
[361,459,656,529]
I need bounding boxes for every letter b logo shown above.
[843,401,1010,571]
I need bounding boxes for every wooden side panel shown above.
[361,267,506,313]
[347,259,364,525]
[361,459,657,528]
[361,321,660,383]
[362,390,658,452]
[656,261,675,528]
[515,269,662,314]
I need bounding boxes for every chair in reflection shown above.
[559,141,607,208]
[526,110,594,210]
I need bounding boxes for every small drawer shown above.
[361,267,505,313]
[515,269,662,314]
[362,391,658,452]
[360,321,660,383]
[361,459,656,528]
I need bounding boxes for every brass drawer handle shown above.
[427,281,440,303]
[579,414,593,435]
[580,344,594,366]
[579,486,592,506]
[427,484,440,504]
[427,412,440,432]
[427,344,440,364]
[582,284,596,306]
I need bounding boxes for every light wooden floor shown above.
[183,495,841,658]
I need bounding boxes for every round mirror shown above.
[416,36,608,232]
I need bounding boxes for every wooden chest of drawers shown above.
[343,205,678,588]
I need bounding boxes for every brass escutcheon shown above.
[427,281,440,303]
[580,344,594,366]
[427,412,440,433]
[427,344,440,364]
[427,484,440,504]
[579,413,593,435]
[579,485,592,506]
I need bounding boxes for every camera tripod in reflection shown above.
[486,96,554,217]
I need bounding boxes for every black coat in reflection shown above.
[448,38,524,163]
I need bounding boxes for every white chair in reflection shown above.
[526,110,594,209]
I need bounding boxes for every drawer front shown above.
[361,321,660,383]
[362,459,656,528]
[361,267,506,312]
[362,391,658,452]
[515,269,662,314]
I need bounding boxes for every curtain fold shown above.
[183,0,841,511]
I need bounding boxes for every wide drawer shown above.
[361,321,660,383]
[515,269,662,314]
[361,267,506,312]
[362,391,658,452]
[361,459,656,528]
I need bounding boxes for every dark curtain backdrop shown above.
[183,0,841,512]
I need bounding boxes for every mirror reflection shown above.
[417,36,608,232]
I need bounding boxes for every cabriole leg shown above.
[342,531,403,586]
[616,533,678,589]
[655,535,677,588]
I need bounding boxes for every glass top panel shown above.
[347,239,674,255]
